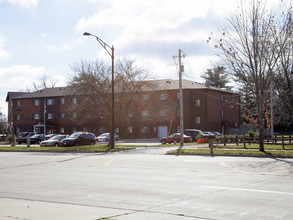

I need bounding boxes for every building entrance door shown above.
[158,126,167,138]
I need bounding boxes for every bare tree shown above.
[67,58,156,134]
[32,74,57,91]
[208,0,292,151]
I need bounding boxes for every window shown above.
[72,97,77,104]
[127,126,133,133]
[48,113,54,119]
[142,94,148,101]
[60,127,65,133]
[141,110,150,118]
[195,116,200,124]
[128,112,133,118]
[47,99,54,105]
[15,114,20,120]
[33,114,40,120]
[15,101,20,107]
[60,98,65,104]
[222,110,224,118]
[195,99,200,107]
[141,126,150,133]
[72,112,77,119]
[34,100,41,106]
[159,110,167,117]
[60,113,65,119]
[160,93,167,100]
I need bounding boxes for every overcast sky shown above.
[0,0,284,116]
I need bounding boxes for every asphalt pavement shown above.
[0,147,293,220]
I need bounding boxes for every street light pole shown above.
[83,32,115,148]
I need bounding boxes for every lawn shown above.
[168,144,293,157]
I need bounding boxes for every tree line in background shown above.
[206,0,293,151]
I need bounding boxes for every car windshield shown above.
[31,135,39,138]
[50,135,60,140]
[69,133,80,138]
[100,133,109,137]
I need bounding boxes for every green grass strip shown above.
[168,148,293,157]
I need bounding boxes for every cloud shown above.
[0,65,45,91]
[0,0,38,8]
[0,37,11,60]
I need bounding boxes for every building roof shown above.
[145,79,223,91]
[6,79,236,100]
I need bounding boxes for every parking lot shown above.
[0,148,293,220]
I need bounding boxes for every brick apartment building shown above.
[6,79,240,138]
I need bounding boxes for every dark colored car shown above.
[160,133,192,144]
[40,135,68,147]
[184,129,205,141]
[61,132,96,146]
[16,132,35,144]
[29,134,45,144]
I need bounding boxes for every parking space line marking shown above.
[104,159,113,167]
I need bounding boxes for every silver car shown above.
[40,135,68,147]
[96,133,119,142]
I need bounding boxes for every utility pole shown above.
[173,49,186,148]
[270,78,274,142]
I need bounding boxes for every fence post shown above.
[290,135,291,144]
[224,135,226,146]
[282,135,285,150]
[236,136,239,146]
[243,136,246,149]
[209,139,214,156]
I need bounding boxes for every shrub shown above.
[246,130,257,138]
[6,135,15,144]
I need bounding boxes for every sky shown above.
[0,0,282,116]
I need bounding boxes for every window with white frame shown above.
[60,98,65,104]
[48,113,54,119]
[128,111,133,118]
[142,94,148,101]
[60,127,65,133]
[141,126,150,133]
[15,114,20,120]
[72,112,77,119]
[127,126,133,134]
[34,100,41,106]
[33,114,40,120]
[47,99,54,105]
[195,116,200,124]
[160,93,167,100]
[15,101,20,107]
[59,113,65,119]
[195,99,200,107]
[72,97,77,104]
[159,110,168,117]
[141,110,150,118]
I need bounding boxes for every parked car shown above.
[40,135,68,147]
[210,131,222,136]
[16,132,35,144]
[96,133,119,142]
[183,129,205,141]
[29,134,45,144]
[45,134,57,140]
[160,133,192,144]
[61,132,96,146]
